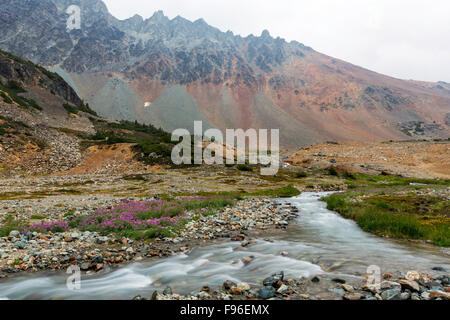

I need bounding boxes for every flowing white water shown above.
[0,192,448,300]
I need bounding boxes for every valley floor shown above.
[0,141,449,300]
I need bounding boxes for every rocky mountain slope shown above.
[287,140,450,180]
[1,0,449,147]
[0,49,172,176]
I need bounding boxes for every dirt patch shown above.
[63,143,160,175]
[287,141,450,179]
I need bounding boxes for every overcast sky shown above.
[103,0,450,83]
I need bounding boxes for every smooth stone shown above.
[15,241,26,249]
[223,280,237,291]
[80,263,90,271]
[237,282,251,291]
[230,287,243,295]
[342,284,354,292]
[9,230,20,238]
[277,284,289,294]
[343,293,364,300]
[411,293,421,300]
[258,286,276,299]
[329,288,345,296]
[380,281,401,290]
[332,278,346,284]
[381,288,402,300]
[405,271,420,281]
[432,267,446,272]
[163,287,172,295]
[399,292,411,300]
[263,271,284,287]
[398,279,420,292]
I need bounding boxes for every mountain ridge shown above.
[0,48,174,176]
[0,0,449,147]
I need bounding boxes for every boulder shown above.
[398,279,420,292]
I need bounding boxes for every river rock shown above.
[437,275,450,286]
[163,287,173,295]
[380,281,401,290]
[9,230,20,238]
[405,271,420,281]
[277,284,289,294]
[223,280,237,291]
[398,279,420,292]
[431,267,446,272]
[429,291,450,300]
[201,286,211,293]
[381,288,402,300]
[198,291,211,300]
[343,293,363,300]
[332,278,346,284]
[230,287,243,295]
[399,292,411,300]
[263,272,284,287]
[14,241,27,249]
[411,293,421,300]
[421,292,431,300]
[426,281,443,292]
[242,257,252,266]
[96,236,109,244]
[329,288,346,296]
[258,286,276,299]
[80,262,90,271]
[342,284,354,292]
[92,256,103,264]
[237,282,251,291]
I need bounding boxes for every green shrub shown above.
[343,170,356,180]
[237,164,253,172]
[0,91,13,104]
[77,101,98,116]
[6,80,25,91]
[63,103,78,114]
[294,171,308,178]
[25,98,43,110]
[328,166,338,176]
[250,184,300,198]
[0,215,25,237]
[138,141,172,157]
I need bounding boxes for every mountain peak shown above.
[150,10,167,22]
[261,29,271,39]
[0,0,449,148]
[130,14,143,21]
[194,18,207,25]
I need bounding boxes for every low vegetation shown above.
[324,191,450,247]
[85,119,179,166]
[0,215,24,237]
[0,116,30,136]
[236,164,253,172]
[23,196,236,239]
[0,49,61,81]
[248,184,300,198]
[0,80,43,110]
[63,101,98,116]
